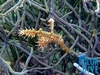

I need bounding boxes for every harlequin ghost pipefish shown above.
[19,18,76,54]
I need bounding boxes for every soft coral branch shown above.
[0,47,33,75]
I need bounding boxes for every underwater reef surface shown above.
[0,0,100,75]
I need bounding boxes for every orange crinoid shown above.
[19,18,72,53]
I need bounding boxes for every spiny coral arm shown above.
[58,41,78,57]
[19,28,73,54]
[19,29,37,37]
[48,18,55,32]
[37,30,73,53]
[19,28,59,38]
[38,31,73,53]
[58,41,72,53]
[36,29,61,40]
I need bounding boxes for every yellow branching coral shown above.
[19,18,72,53]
